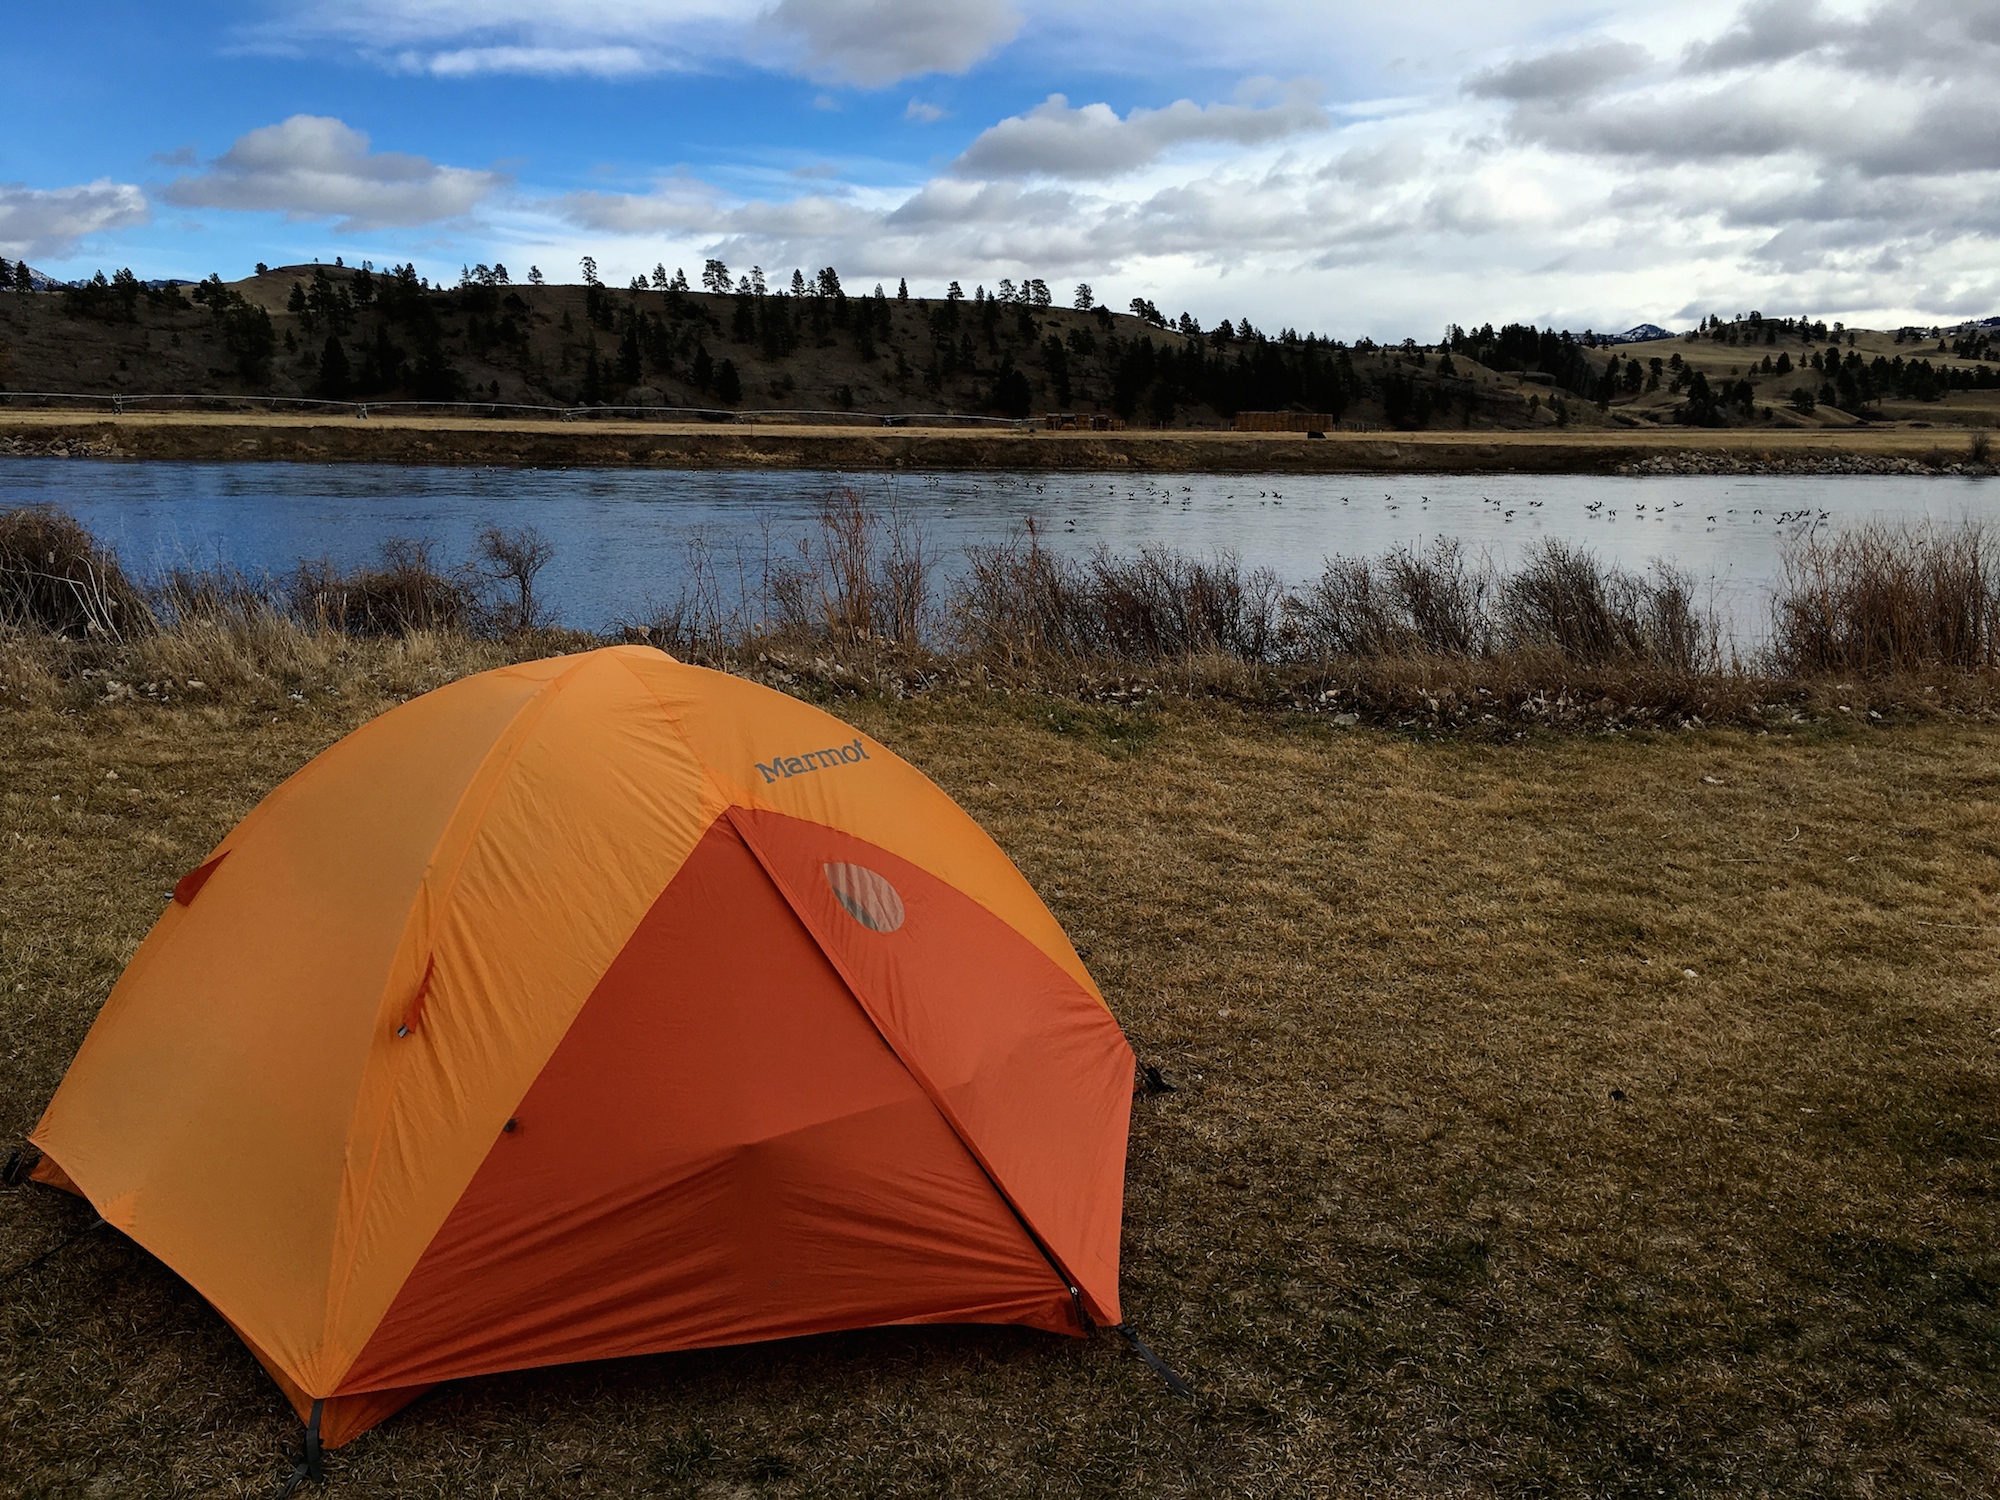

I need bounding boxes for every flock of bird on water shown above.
[939,474,1841,536]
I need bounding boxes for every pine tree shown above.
[0,257,11,287]
[1073,282,1093,310]
[715,358,742,404]
[897,278,909,301]
[317,335,352,399]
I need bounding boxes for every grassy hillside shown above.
[3,266,1997,435]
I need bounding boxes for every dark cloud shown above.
[1680,0,1834,74]
[1684,0,2000,81]
[1465,39,1650,104]
[764,0,1020,87]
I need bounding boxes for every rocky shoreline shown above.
[1616,450,1994,478]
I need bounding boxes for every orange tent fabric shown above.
[30,646,1133,1447]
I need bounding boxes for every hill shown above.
[1,264,1996,434]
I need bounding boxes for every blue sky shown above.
[4,1,1998,339]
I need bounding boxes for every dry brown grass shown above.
[2,656,1996,1498]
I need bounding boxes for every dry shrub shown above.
[628,531,740,659]
[1285,539,1492,658]
[1285,538,1713,674]
[955,528,1281,663]
[287,539,479,637]
[476,525,556,636]
[766,491,933,645]
[155,563,280,629]
[1770,521,2000,675]
[1500,539,1714,672]
[0,506,153,640]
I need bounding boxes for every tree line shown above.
[11,251,1997,425]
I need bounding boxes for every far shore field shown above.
[2,408,1991,474]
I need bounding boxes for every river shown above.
[6,460,1999,643]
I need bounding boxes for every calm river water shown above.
[7,460,2000,643]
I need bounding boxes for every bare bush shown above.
[1285,540,1491,658]
[0,507,153,640]
[1497,540,1712,671]
[287,539,479,636]
[155,564,280,628]
[477,525,556,636]
[767,491,934,645]
[624,531,741,659]
[1500,538,1644,663]
[955,529,1280,663]
[954,525,1085,662]
[1769,521,2000,675]
[1287,539,1710,673]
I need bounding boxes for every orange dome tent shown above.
[28,646,1137,1457]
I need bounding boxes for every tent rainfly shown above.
[28,646,1144,1469]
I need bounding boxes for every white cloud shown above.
[952,81,1328,179]
[165,1,2000,336]
[421,45,652,77]
[517,1,2000,338]
[0,180,150,259]
[163,116,502,232]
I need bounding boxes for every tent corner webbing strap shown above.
[274,1399,324,1498]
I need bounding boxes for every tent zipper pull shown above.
[1110,1323,1194,1400]
[396,956,436,1038]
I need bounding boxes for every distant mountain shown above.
[1604,324,1675,344]
[6,265,66,291]
[3,266,190,291]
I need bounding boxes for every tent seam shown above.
[723,808,1089,1322]
[612,652,1103,1011]
[316,653,595,1393]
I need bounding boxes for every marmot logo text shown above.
[755,737,871,785]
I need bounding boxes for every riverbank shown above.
[2,409,1992,474]
[3,674,1994,1497]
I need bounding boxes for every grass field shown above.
[2,675,1997,1497]
[2,408,1991,472]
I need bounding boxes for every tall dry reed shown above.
[1769,521,2000,675]
[0,507,154,641]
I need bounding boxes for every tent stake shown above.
[1110,1324,1194,1400]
